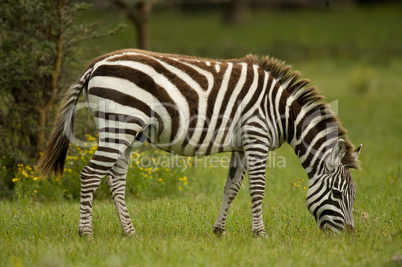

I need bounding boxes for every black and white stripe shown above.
[38,49,361,237]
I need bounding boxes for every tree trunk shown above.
[128,1,152,50]
[134,12,150,50]
[224,0,248,25]
[35,107,47,152]
[114,0,153,50]
[35,21,64,151]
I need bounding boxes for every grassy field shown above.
[1,5,401,267]
[79,5,402,63]
[0,192,400,266]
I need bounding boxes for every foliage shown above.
[0,0,84,160]
[0,0,123,196]
[1,135,191,201]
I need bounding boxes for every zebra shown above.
[38,49,361,237]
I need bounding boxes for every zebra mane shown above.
[246,54,360,169]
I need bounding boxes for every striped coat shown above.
[38,49,361,237]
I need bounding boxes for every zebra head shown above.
[306,139,361,233]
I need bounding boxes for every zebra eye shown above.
[332,189,342,200]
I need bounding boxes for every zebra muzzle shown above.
[345,223,355,232]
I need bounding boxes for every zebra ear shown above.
[326,139,346,172]
[352,144,362,159]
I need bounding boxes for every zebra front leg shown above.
[105,148,136,237]
[245,150,268,237]
[213,152,246,236]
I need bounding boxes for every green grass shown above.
[1,5,402,267]
[0,195,400,267]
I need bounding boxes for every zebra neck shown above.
[263,78,294,150]
[287,101,337,179]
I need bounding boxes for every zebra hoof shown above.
[253,230,267,238]
[123,231,137,238]
[213,227,225,237]
[78,228,93,240]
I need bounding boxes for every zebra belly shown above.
[142,123,241,157]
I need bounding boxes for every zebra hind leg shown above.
[105,148,136,237]
[78,143,132,238]
[213,152,246,236]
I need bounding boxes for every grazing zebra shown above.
[38,49,361,237]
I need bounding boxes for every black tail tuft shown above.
[37,68,91,176]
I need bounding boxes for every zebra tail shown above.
[37,68,92,177]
